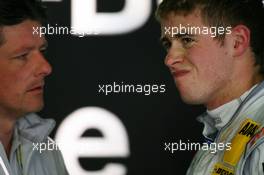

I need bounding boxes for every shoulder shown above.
[30,137,69,174]
[16,113,56,143]
[243,128,264,175]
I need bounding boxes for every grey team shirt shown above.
[0,113,68,175]
[187,83,264,175]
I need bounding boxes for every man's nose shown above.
[35,53,52,77]
[164,47,185,68]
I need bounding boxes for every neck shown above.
[206,73,264,110]
[0,116,16,157]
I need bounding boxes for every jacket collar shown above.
[15,113,55,143]
[197,83,259,139]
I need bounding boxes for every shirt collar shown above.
[198,84,258,138]
[15,113,55,143]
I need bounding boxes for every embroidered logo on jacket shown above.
[238,122,259,137]
[247,127,264,149]
[212,163,234,175]
[223,119,260,166]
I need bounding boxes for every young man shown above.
[0,0,68,174]
[156,0,264,174]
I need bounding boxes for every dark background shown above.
[39,0,205,174]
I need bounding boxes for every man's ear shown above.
[230,25,250,57]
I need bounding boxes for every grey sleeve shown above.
[243,141,264,175]
[52,149,69,175]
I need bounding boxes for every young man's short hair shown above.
[156,0,264,74]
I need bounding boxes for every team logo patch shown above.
[223,119,260,166]
[212,163,234,175]
[238,121,259,137]
[247,127,264,149]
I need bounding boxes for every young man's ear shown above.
[230,25,250,57]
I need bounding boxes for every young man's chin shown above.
[179,92,205,105]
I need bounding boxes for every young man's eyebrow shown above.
[160,33,195,43]
[173,33,195,39]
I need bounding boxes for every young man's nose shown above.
[164,48,185,68]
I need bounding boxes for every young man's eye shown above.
[40,49,47,57]
[162,41,171,51]
[181,37,194,45]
